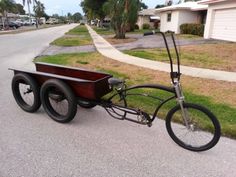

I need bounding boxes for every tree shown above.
[0,0,16,29]
[13,3,25,14]
[80,0,107,21]
[139,1,148,10]
[67,12,72,20]
[155,4,166,8]
[103,0,140,39]
[22,0,32,18]
[33,0,45,26]
[72,12,82,23]
[52,14,59,18]
[127,0,140,32]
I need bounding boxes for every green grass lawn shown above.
[51,25,92,46]
[93,27,114,35]
[50,36,92,46]
[124,43,236,72]
[35,52,236,138]
[66,25,89,35]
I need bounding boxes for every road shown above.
[0,24,236,177]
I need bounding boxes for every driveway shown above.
[113,33,219,51]
[41,33,219,56]
[0,25,236,177]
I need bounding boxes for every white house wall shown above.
[160,10,201,34]
[160,11,179,33]
[204,0,236,41]
[177,10,202,33]
[137,16,154,29]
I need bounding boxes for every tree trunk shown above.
[114,31,125,39]
[4,11,9,30]
[1,17,4,29]
[114,22,126,39]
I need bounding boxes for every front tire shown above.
[166,103,221,152]
[40,79,77,123]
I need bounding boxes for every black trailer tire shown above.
[11,73,41,113]
[166,103,221,152]
[40,79,77,123]
[78,100,97,109]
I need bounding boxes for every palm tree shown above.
[34,0,45,28]
[22,0,32,22]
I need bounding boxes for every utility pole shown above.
[27,0,31,23]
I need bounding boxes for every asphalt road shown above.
[0,24,236,177]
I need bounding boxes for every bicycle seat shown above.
[108,78,124,87]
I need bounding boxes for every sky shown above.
[15,0,177,16]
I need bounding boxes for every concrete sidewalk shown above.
[87,25,236,82]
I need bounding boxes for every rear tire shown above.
[78,100,96,109]
[166,103,221,151]
[12,73,41,113]
[40,79,77,123]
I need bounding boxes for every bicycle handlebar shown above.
[143,31,181,82]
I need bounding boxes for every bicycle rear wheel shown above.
[166,103,221,151]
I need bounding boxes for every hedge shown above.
[142,23,150,29]
[180,23,204,36]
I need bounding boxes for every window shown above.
[167,13,172,22]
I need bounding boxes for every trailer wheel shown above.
[12,73,41,113]
[40,79,77,123]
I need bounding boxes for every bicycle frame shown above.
[102,84,176,126]
[93,32,188,127]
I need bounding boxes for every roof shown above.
[7,13,19,18]
[150,16,160,20]
[138,9,156,16]
[155,2,208,12]
[198,0,230,4]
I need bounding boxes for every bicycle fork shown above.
[174,82,191,129]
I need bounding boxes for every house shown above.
[156,2,208,34]
[137,9,160,29]
[199,0,236,42]
[46,18,59,24]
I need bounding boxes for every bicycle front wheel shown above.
[166,103,221,151]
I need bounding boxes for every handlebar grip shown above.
[143,31,156,36]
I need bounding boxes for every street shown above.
[0,24,236,177]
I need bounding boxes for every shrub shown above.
[180,23,204,36]
[142,23,150,29]
[134,24,139,30]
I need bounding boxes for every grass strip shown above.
[51,25,92,46]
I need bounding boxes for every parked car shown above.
[14,19,24,26]
[8,22,20,29]
[102,19,111,28]
[23,20,36,26]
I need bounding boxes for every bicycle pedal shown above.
[137,111,151,124]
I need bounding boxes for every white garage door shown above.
[211,8,236,42]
